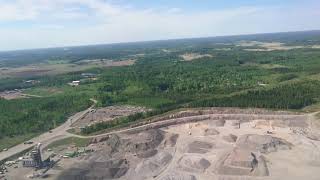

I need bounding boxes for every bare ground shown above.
[180,53,213,61]
[4,108,320,180]
[71,105,148,128]
[236,41,320,51]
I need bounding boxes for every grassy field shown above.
[46,137,91,149]
[0,133,39,150]
[23,87,63,97]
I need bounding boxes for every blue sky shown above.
[0,0,319,51]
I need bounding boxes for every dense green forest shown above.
[0,94,91,139]
[191,80,320,109]
[0,31,320,143]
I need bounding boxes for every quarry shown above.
[2,108,320,180]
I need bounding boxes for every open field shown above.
[0,59,136,79]
[237,41,308,51]
[22,87,63,97]
[0,133,39,151]
[180,53,213,61]
[237,41,320,51]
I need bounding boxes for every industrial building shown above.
[22,143,51,169]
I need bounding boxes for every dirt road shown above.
[75,113,307,139]
[0,103,317,164]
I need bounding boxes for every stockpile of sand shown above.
[73,105,148,127]
[222,134,238,143]
[236,134,292,153]
[203,128,220,136]
[122,129,164,154]
[177,155,211,173]
[58,159,129,180]
[135,151,173,178]
[163,134,179,147]
[187,141,213,154]
[215,148,269,176]
[215,134,292,176]
[61,130,166,180]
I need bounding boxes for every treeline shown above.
[82,80,320,135]
[81,104,180,135]
[0,93,91,139]
[0,72,83,91]
[191,80,320,109]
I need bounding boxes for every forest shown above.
[1,30,320,143]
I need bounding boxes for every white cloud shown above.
[0,0,319,50]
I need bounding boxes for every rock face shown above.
[236,134,292,153]
[60,130,165,180]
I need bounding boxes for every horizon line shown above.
[1,29,319,53]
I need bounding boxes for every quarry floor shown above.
[4,108,320,180]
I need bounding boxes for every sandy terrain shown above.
[0,90,42,100]
[76,59,136,67]
[6,108,319,180]
[180,53,213,61]
[215,48,232,51]
[236,41,318,51]
[0,90,28,100]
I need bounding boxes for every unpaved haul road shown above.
[0,99,96,163]
[72,113,309,139]
[0,102,317,164]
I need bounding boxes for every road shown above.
[72,113,310,139]
[0,99,96,163]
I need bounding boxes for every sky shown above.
[0,0,319,51]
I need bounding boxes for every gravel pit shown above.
[236,134,292,153]
[163,134,179,147]
[58,159,129,180]
[203,128,219,136]
[222,134,238,143]
[216,148,269,176]
[187,141,213,154]
[135,151,173,177]
[177,155,211,173]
